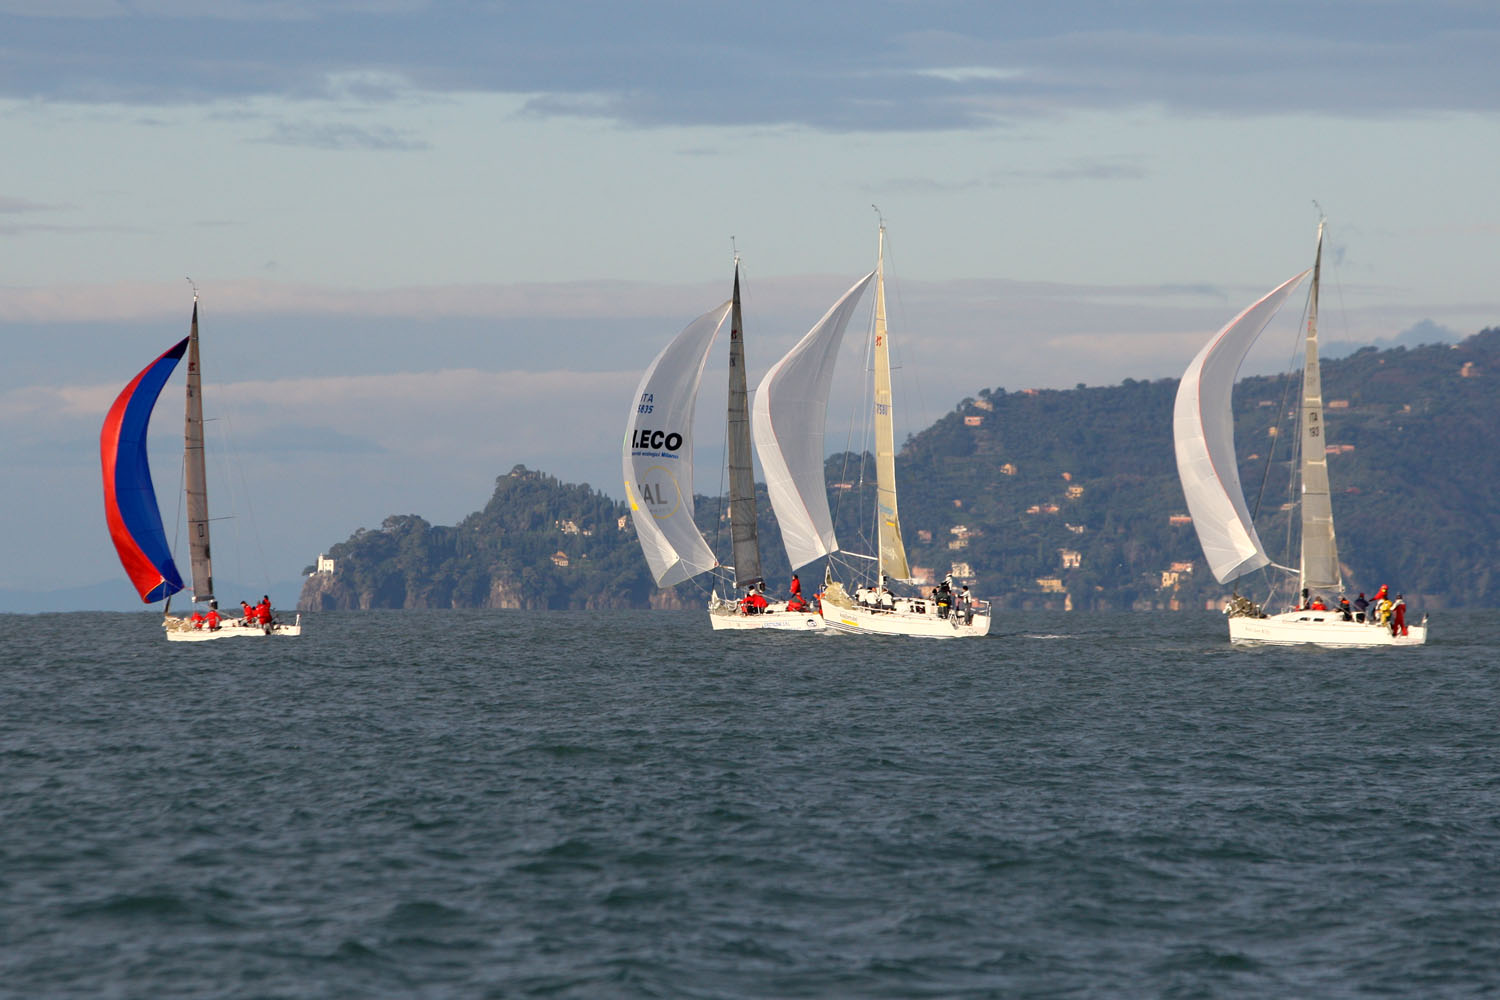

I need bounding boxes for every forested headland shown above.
[301,328,1500,612]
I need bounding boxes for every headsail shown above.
[1298,223,1341,595]
[183,302,214,602]
[751,271,875,570]
[623,301,732,587]
[1173,269,1310,584]
[871,224,910,582]
[724,265,762,589]
[101,338,189,603]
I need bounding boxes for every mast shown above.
[1297,219,1341,596]
[184,296,214,602]
[725,261,762,589]
[871,218,910,581]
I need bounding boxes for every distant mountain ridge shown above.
[300,328,1500,612]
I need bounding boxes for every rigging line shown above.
[172,438,187,566]
[878,228,933,451]
[1244,291,1313,610]
[713,411,730,566]
[1283,288,1317,572]
[1249,292,1310,524]
[831,403,861,539]
[860,285,881,573]
[223,409,274,595]
[830,296,871,543]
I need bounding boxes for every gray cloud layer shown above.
[3,2,1496,127]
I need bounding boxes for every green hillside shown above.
[889,328,1500,611]
[300,328,1500,612]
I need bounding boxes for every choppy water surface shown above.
[2,609,1496,998]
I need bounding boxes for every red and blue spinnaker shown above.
[100,338,189,603]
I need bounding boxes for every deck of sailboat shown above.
[1229,611,1427,647]
[163,615,303,641]
[818,582,992,638]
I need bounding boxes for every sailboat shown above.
[623,262,822,631]
[754,220,992,638]
[101,296,302,641]
[1172,220,1427,646]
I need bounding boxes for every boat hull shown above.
[1228,611,1427,647]
[820,600,992,638]
[164,614,302,641]
[708,599,823,631]
[708,609,824,631]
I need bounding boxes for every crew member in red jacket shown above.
[785,574,807,612]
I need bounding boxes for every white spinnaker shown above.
[1173,270,1310,584]
[624,301,732,588]
[751,271,875,570]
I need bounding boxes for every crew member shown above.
[786,574,808,612]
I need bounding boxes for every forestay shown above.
[751,271,875,570]
[1173,269,1309,584]
[623,301,732,587]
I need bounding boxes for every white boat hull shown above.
[708,598,823,631]
[820,594,992,638]
[1228,611,1427,647]
[164,614,302,642]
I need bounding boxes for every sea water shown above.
[2,609,1496,998]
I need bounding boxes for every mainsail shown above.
[870,224,910,582]
[183,302,214,602]
[1298,222,1341,595]
[101,338,189,603]
[623,301,732,587]
[1173,269,1310,584]
[751,271,875,570]
[724,266,762,589]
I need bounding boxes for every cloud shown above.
[2,3,1496,127]
[0,195,60,213]
[258,120,429,150]
[0,275,868,325]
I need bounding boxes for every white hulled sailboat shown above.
[753,220,992,638]
[1172,220,1427,646]
[101,295,301,640]
[623,263,822,631]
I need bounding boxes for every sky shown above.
[3,0,1498,606]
